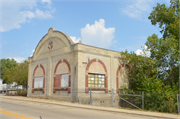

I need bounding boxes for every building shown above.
[0,79,5,90]
[0,79,23,90]
[27,28,130,102]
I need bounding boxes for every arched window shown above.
[32,64,45,93]
[85,59,108,93]
[54,59,71,93]
[116,64,130,93]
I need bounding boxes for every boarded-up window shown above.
[34,77,44,88]
[61,74,69,87]
[88,74,105,88]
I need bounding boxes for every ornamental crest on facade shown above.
[48,41,53,50]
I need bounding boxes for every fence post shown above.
[71,89,72,103]
[142,91,144,110]
[177,94,179,114]
[90,88,91,105]
[112,88,114,107]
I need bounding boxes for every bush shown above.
[15,89,27,96]
[119,89,178,113]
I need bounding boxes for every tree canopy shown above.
[0,59,28,88]
[121,0,179,94]
[148,0,179,40]
[0,58,18,84]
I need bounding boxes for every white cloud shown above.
[70,36,81,43]
[0,0,54,32]
[35,9,52,19]
[135,46,151,56]
[81,19,115,48]
[42,0,51,4]
[121,0,153,20]
[135,49,143,55]
[7,57,25,63]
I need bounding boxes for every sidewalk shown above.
[0,95,179,119]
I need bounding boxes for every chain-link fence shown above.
[115,90,143,109]
[0,84,27,96]
[144,92,177,113]
[71,89,113,107]
[9,87,180,114]
[70,89,180,114]
[116,90,179,113]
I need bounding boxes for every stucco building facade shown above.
[27,28,130,101]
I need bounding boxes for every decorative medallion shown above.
[48,41,53,50]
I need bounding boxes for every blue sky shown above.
[0,0,170,63]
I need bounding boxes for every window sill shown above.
[54,87,70,89]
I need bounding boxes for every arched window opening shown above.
[54,59,71,93]
[85,59,108,93]
[32,64,45,94]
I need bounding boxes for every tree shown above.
[15,60,28,88]
[145,34,179,88]
[121,50,160,92]
[3,60,28,88]
[147,0,179,88]
[0,58,18,84]
[121,0,179,93]
[120,0,179,113]
[148,0,179,40]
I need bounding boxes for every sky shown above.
[0,0,170,63]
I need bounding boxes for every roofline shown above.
[32,28,74,58]
[75,43,122,54]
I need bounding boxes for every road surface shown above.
[0,98,163,119]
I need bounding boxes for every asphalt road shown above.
[0,98,162,119]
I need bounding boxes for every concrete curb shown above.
[1,96,180,119]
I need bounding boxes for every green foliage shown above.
[119,89,178,113]
[121,50,161,92]
[15,60,28,87]
[147,0,179,86]
[119,0,179,113]
[2,59,28,88]
[145,34,179,86]
[15,89,27,96]
[120,0,179,94]
[148,0,179,40]
[8,89,27,96]
[0,58,18,83]
[144,92,177,113]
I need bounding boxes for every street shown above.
[0,97,165,119]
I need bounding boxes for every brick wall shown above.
[34,67,44,77]
[88,62,105,74]
[56,62,69,74]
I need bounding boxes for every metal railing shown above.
[27,88,180,114]
[71,89,180,114]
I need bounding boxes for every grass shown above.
[118,106,179,115]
